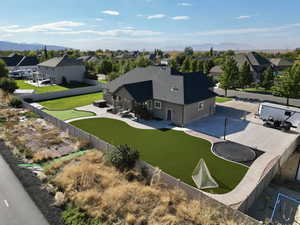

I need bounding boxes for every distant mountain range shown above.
[0,41,69,51]
[166,42,255,51]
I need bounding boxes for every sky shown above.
[0,0,300,50]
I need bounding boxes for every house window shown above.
[170,87,179,92]
[198,102,204,111]
[146,100,152,110]
[154,100,162,110]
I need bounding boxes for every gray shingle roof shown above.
[209,65,223,74]
[1,54,23,67]
[38,55,83,67]
[123,81,153,103]
[106,66,215,105]
[234,52,271,73]
[269,58,293,67]
[17,56,39,67]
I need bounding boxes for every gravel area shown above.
[0,141,65,225]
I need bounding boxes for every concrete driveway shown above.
[187,109,298,154]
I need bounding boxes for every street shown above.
[0,153,49,225]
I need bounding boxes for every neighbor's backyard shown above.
[39,92,103,110]
[16,80,89,94]
[43,109,95,121]
[70,118,248,194]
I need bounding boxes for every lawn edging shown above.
[21,99,260,224]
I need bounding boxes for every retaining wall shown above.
[20,84,103,102]
[215,88,300,107]
[238,136,300,212]
[21,100,260,224]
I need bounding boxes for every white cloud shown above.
[189,23,300,36]
[171,16,190,20]
[102,10,120,16]
[123,26,135,30]
[236,16,251,19]
[147,14,166,19]
[0,21,84,33]
[96,18,103,22]
[178,2,192,6]
[46,29,162,37]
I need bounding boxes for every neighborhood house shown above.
[1,53,38,71]
[104,66,216,126]
[210,51,273,81]
[38,55,86,84]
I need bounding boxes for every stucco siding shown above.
[38,65,85,84]
[184,97,215,125]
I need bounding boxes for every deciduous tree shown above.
[272,64,300,105]
[220,56,239,96]
[239,61,253,88]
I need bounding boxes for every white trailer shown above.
[258,102,300,129]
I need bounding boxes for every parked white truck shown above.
[258,102,300,131]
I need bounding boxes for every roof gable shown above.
[123,81,153,103]
[17,56,39,66]
[38,55,83,67]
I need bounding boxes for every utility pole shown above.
[224,118,228,140]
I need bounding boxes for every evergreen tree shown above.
[203,60,214,75]
[184,47,194,56]
[209,47,214,57]
[0,59,8,78]
[191,60,198,72]
[44,46,48,59]
[261,67,274,90]
[239,61,253,88]
[197,60,204,73]
[272,64,300,105]
[181,57,192,72]
[220,56,239,96]
[99,59,113,74]
[136,57,151,67]
[122,62,131,74]
[170,59,178,70]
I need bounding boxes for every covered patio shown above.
[110,80,154,120]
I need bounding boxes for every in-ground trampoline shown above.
[213,141,264,166]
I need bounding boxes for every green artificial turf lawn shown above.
[70,118,248,194]
[16,80,89,94]
[43,109,95,121]
[98,79,108,84]
[39,92,103,110]
[216,96,232,103]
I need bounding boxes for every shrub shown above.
[62,205,101,225]
[108,145,139,170]
[0,78,18,93]
[9,96,22,108]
